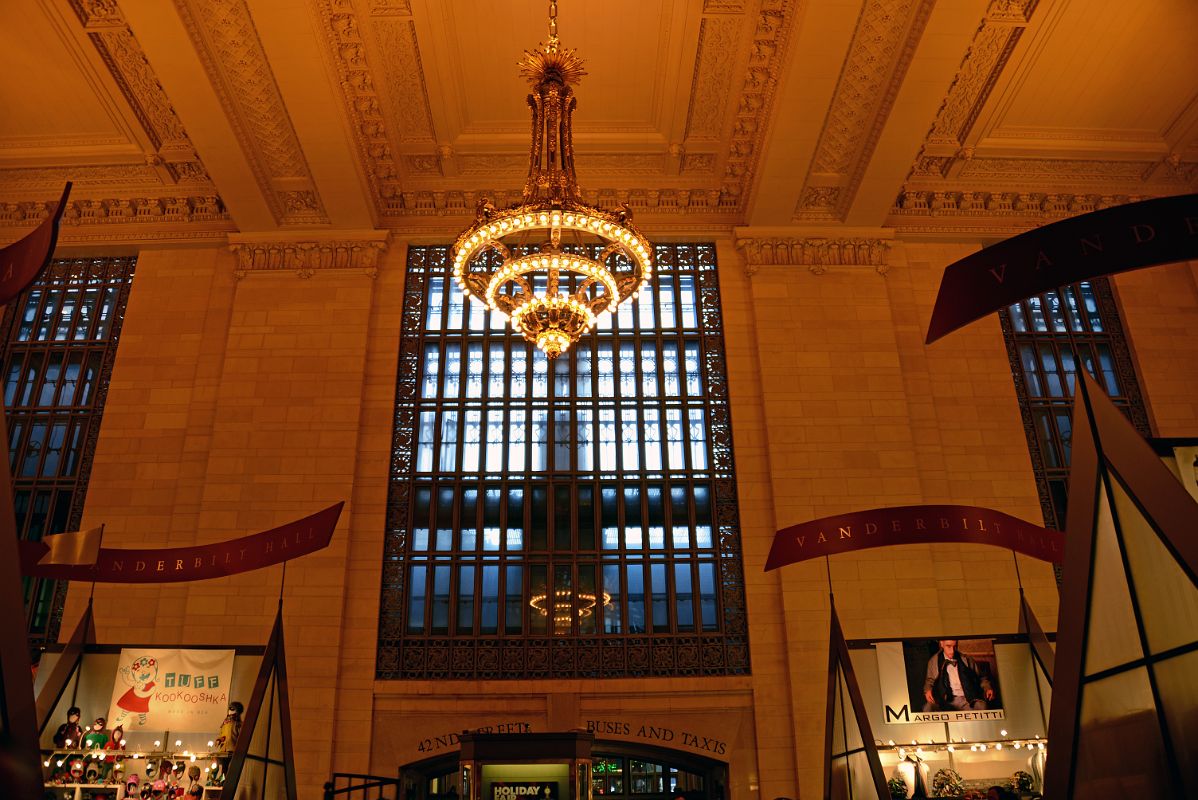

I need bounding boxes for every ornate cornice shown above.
[884,189,1179,238]
[229,231,389,279]
[173,0,329,225]
[793,0,936,221]
[385,186,733,220]
[734,229,892,276]
[1,195,229,226]
[0,164,166,193]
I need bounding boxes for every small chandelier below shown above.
[452,1,653,358]
[530,587,611,631]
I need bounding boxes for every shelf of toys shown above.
[42,703,246,799]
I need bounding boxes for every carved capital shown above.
[228,231,390,278]
[735,234,892,271]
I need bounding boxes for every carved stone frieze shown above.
[957,157,1162,183]
[685,17,742,139]
[229,232,389,279]
[373,19,436,143]
[890,189,1160,220]
[735,235,891,276]
[173,0,329,225]
[69,0,125,28]
[0,164,164,191]
[703,0,746,12]
[986,0,1039,23]
[370,0,412,15]
[0,195,229,226]
[380,186,729,219]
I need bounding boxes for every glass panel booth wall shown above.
[402,733,725,800]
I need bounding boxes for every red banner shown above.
[0,183,71,305]
[765,505,1064,571]
[925,193,1198,343]
[19,502,343,583]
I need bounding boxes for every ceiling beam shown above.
[843,0,988,226]
[119,0,275,230]
[243,0,377,229]
[744,0,862,226]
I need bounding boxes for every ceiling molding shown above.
[792,0,936,223]
[883,187,1196,237]
[172,0,329,225]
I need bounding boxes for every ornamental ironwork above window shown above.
[378,243,748,679]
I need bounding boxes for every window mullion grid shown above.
[385,246,746,677]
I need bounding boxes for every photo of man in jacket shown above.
[921,639,996,711]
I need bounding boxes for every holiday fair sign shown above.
[106,649,234,732]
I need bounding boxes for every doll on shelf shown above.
[107,724,127,750]
[186,765,204,798]
[214,701,244,751]
[53,705,85,748]
[83,716,110,749]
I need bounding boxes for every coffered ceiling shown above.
[0,0,1195,243]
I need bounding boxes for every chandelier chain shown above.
[548,0,559,50]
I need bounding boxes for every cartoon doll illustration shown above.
[114,656,158,727]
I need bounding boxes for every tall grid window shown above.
[1,256,136,646]
[379,243,748,679]
[1000,277,1149,529]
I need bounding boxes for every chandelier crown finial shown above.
[450,0,653,359]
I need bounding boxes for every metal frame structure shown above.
[1045,372,1198,798]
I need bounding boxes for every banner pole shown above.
[88,524,104,605]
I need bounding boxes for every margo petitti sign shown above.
[765,505,1063,571]
[19,502,343,583]
[926,192,1198,343]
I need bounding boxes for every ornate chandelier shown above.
[529,587,611,630]
[451,0,653,359]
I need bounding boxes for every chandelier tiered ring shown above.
[451,1,653,359]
